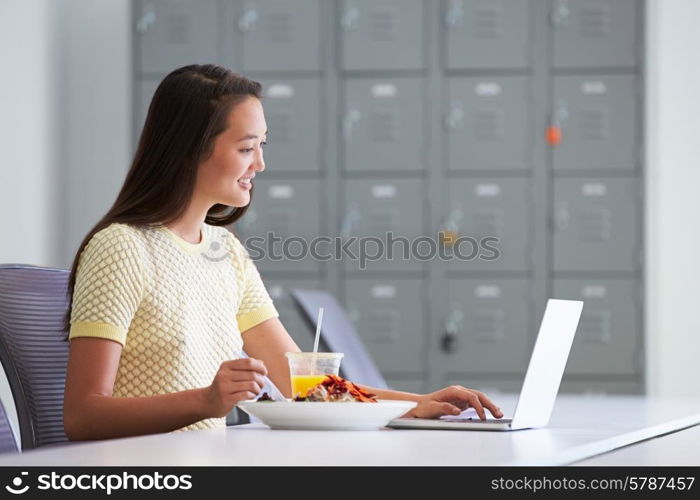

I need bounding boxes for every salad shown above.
[293,375,377,403]
[255,375,378,402]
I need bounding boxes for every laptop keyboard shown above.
[440,418,512,424]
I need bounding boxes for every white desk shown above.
[2,395,698,466]
[576,423,700,466]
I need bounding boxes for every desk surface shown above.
[3,395,699,466]
[576,423,700,466]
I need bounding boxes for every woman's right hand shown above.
[203,357,269,418]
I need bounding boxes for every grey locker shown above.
[447,76,531,171]
[264,277,324,353]
[444,0,531,70]
[344,278,425,375]
[445,279,532,375]
[255,78,321,172]
[343,77,425,172]
[554,278,640,375]
[445,179,531,271]
[341,179,426,272]
[554,178,639,272]
[134,0,219,74]
[386,378,426,393]
[227,0,322,72]
[553,75,637,171]
[339,0,425,71]
[235,178,322,273]
[551,0,638,68]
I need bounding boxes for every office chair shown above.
[0,397,18,454]
[0,264,70,449]
[289,288,388,389]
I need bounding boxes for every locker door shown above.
[344,278,425,375]
[551,0,638,68]
[255,78,321,172]
[135,0,219,74]
[340,0,425,71]
[445,179,531,271]
[235,0,322,72]
[553,178,639,272]
[444,0,531,70]
[235,179,322,273]
[447,76,531,171]
[554,279,640,375]
[445,279,531,375]
[552,75,637,171]
[265,277,324,353]
[343,78,424,172]
[342,180,425,272]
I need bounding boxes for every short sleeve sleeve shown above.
[69,224,144,347]
[231,235,279,333]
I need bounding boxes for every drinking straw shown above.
[313,307,324,354]
[311,307,324,374]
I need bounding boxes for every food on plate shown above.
[293,374,377,403]
[256,392,273,402]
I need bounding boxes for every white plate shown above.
[236,399,418,430]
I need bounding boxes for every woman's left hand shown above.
[402,385,504,420]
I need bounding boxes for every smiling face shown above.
[195,96,267,208]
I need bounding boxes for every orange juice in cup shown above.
[285,352,344,399]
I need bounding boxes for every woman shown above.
[63,64,503,440]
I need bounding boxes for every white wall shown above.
[0,0,60,268]
[645,0,700,398]
[0,0,63,449]
[0,0,131,450]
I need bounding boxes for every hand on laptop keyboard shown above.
[406,385,504,420]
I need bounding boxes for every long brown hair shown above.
[63,64,262,333]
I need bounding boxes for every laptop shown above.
[387,298,584,431]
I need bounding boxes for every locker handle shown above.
[340,7,360,31]
[340,204,361,239]
[441,310,464,353]
[342,109,362,141]
[550,0,570,27]
[444,103,465,131]
[554,203,570,232]
[238,8,258,32]
[441,331,458,354]
[546,126,562,146]
[135,11,156,35]
[444,0,465,28]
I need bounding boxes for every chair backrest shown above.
[0,397,18,454]
[0,264,70,449]
[289,288,388,389]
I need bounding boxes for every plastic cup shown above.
[285,352,344,399]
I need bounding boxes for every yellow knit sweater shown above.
[68,222,278,430]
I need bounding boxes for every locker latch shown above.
[342,109,362,141]
[340,203,361,239]
[439,207,464,247]
[547,100,569,146]
[238,8,259,32]
[444,102,465,131]
[550,0,571,27]
[340,7,360,31]
[444,0,465,28]
[441,310,464,354]
[135,10,156,35]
